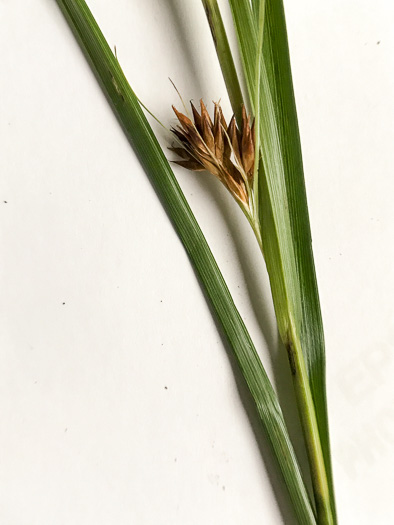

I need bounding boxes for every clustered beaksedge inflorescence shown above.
[171,101,256,209]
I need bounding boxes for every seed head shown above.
[170,101,255,208]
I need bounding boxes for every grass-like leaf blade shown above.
[262,1,337,520]
[226,1,335,523]
[227,0,302,345]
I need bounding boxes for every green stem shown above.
[201,0,244,125]
[252,0,265,224]
[288,324,334,525]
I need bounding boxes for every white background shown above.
[1,1,393,523]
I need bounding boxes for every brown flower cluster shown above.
[170,101,255,207]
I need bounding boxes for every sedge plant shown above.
[178,1,337,523]
[54,1,337,524]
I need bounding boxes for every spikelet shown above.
[170,101,255,207]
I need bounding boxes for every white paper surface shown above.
[1,1,393,523]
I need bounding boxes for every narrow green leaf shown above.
[226,1,335,523]
[54,1,316,523]
[227,0,302,375]
[262,1,337,520]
